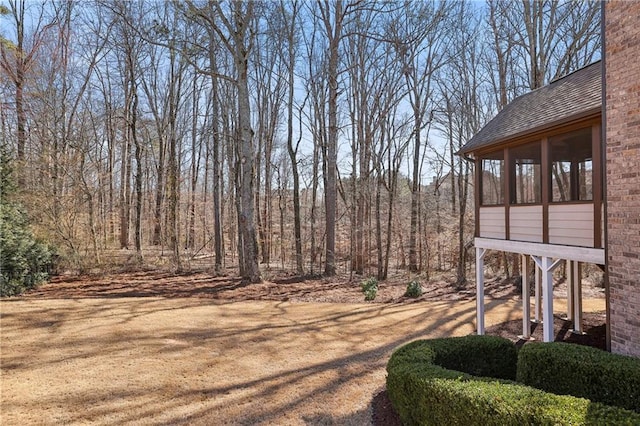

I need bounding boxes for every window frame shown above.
[509,141,542,205]
[479,151,505,206]
[549,127,594,204]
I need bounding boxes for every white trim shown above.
[474,238,605,265]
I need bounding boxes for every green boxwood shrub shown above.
[404,280,423,298]
[418,335,517,380]
[517,342,640,413]
[387,336,640,425]
[360,277,378,301]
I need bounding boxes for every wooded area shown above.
[0,0,601,284]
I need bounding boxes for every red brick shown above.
[606,0,640,358]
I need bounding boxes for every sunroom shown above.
[459,61,604,342]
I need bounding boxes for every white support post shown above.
[541,256,554,342]
[541,257,564,342]
[521,254,531,339]
[572,261,584,334]
[567,260,574,321]
[476,247,486,335]
[533,257,542,323]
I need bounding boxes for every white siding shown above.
[510,205,543,242]
[479,207,506,239]
[549,203,594,247]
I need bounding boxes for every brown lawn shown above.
[1,271,605,425]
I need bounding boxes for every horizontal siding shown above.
[479,207,505,239]
[549,204,594,247]
[510,206,543,243]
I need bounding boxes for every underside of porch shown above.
[474,237,605,343]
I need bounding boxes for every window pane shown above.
[579,159,593,200]
[551,161,571,201]
[550,127,592,202]
[481,152,504,205]
[511,142,541,204]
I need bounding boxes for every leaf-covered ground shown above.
[1,270,606,425]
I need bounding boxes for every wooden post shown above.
[521,254,531,339]
[476,247,486,335]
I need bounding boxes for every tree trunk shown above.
[285,1,303,275]
[208,42,223,274]
[119,122,131,250]
[236,54,260,282]
[310,126,320,275]
[132,84,143,262]
[322,1,343,276]
[408,111,421,272]
[188,77,201,251]
[152,136,165,246]
[375,174,384,280]
[167,49,182,270]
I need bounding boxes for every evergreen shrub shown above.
[0,149,54,296]
[360,277,378,301]
[517,342,640,413]
[404,280,423,298]
[387,336,640,425]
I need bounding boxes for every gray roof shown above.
[459,61,602,155]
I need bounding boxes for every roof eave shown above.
[457,106,602,157]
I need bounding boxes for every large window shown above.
[550,127,592,202]
[481,151,504,205]
[511,142,541,204]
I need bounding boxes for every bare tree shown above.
[316,0,344,276]
[435,1,489,285]
[0,0,57,177]
[487,0,600,96]
[209,57,224,273]
[389,0,448,272]
[0,0,603,284]
[281,0,304,275]
[519,0,600,89]
[344,6,406,276]
[372,57,410,280]
[302,17,327,275]
[166,44,186,270]
[111,0,145,260]
[252,3,287,266]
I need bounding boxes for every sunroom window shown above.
[550,127,592,202]
[511,142,541,204]
[481,151,504,205]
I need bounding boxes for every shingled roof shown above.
[459,61,602,155]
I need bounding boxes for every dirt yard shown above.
[1,271,606,425]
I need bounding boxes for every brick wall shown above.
[606,1,640,357]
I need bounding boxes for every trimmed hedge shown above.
[518,342,640,413]
[387,336,640,425]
